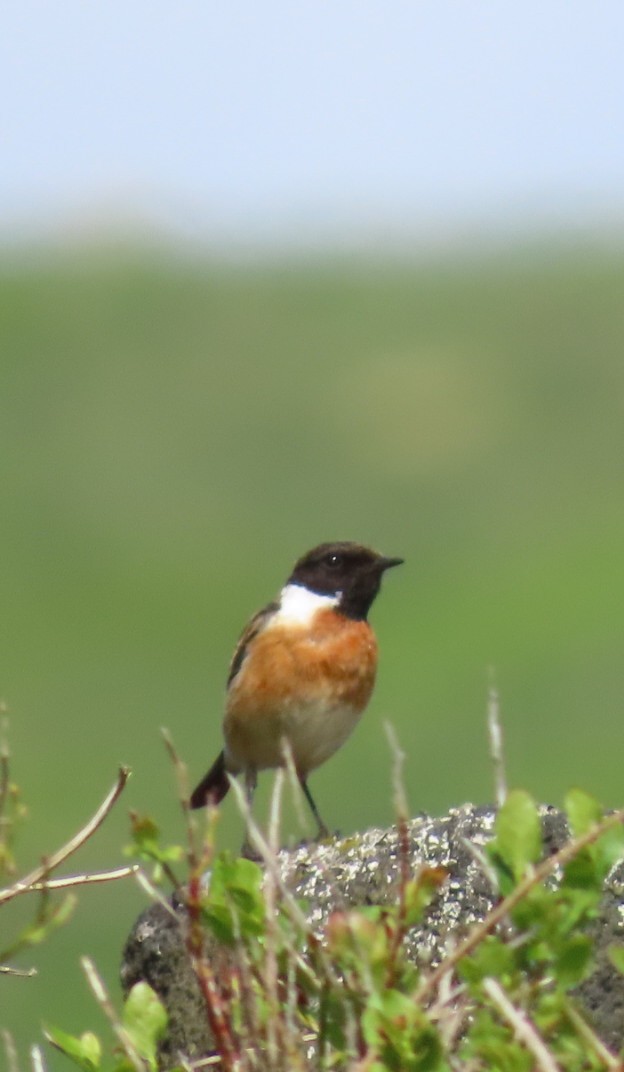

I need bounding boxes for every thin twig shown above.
[231,939,261,1065]
[228,778,309,936]
[162,731,238,1068]
[564,999,623,1070]
[161,727,191,816]
[487,673,507,808]
[133,866,180,917]
[161,727,197,887]
[2,1029,19,1072]
[385,721,410,823]
[458,835,501,895]
[0,767,131,906]
[184,857,239,1068]
[79,956,144,1072]
[262,767,308,1071]
[281,739,309,834]
[228,778,319,991]
[189,1033,320,1070]
[27,864,138,892]
[0,964,37,977]
[430,971,469,1054]
[483,977,561,1072]
[30,1046,47,1072]
[264,768,284,1071]
[417,804,624,1003]
[187,923,240,1070]
[228,777,340,991]
[0,710,11,847]
[384,723,412,988]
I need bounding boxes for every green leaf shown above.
[209,853,264,898]
[493,790,542,883]
[458,935,516,986]
[44,1026,101,1071]
[564,788,602,837]
[554,886,598,936]
[362,990,443,1071]
[325,909,390,979]
[403,867,447,927]
[464,1009,533,1071]
[564,790,624,882]
[562,850,600,891]
[554,934,593,987]
[202,853,265,943]
[124,812,184,873]
[593,822,624,879]
[122,982,167,1071]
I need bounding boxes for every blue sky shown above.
[3,1,624,246]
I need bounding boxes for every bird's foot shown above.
[293,827,339,850]
[239,839,262,862]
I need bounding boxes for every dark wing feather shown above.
[226,600,279,687]
[190,601,280,810]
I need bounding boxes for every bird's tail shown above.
[190,750,230,809]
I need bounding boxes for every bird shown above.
[190,541,403,838]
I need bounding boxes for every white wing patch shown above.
[272,583,338,627]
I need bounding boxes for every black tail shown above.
[190,750,230,809]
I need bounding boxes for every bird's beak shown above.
[379,556,404,571]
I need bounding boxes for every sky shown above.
[2,1,624,248]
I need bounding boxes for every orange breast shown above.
[223,609,378,773]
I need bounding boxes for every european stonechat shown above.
[190,541,403,837]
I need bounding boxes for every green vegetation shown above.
[1,241,624,1062]
[46,785,624,1070]
[4,706,624,1068]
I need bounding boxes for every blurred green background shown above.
[2,242,624,1062]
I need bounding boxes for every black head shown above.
[287,541,403,621]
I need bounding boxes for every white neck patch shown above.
[273,583,339,627]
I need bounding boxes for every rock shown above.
[120,804,624,1068]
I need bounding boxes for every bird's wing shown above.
[226,600,279,687]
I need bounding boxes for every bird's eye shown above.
[326,552,343,569]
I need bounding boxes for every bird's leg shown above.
[244,767,257,808]
[300,778,329,841]
[240,767,259,859]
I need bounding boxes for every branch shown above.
[487,675,507,808]
[2,1030,19,1072]
[483,977,561,1072]
[563,999,622,1071]
[0,766,131,906]
[80,957,145,1072]
[0,711,12,858]
[27,864,138,892]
